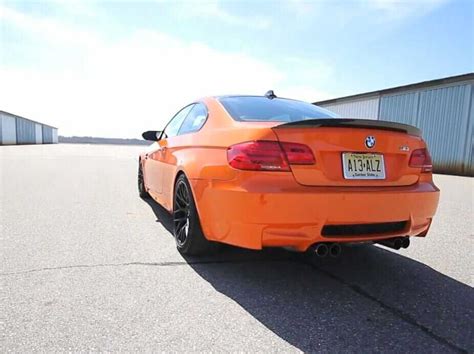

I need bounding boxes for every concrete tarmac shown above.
[1,144,472,352]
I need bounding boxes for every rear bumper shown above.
[190,173,440,252]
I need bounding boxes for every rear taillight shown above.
[227,141,290,171]
[227,140,314,171]
[280,142,315,165]
[409,148,433,173]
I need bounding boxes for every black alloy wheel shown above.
[138,160,150,198]
[173,174,215,255]
[173,178,191,247]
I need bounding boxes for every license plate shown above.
[342,153,386,179]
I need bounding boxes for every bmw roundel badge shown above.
[365,136,376,149]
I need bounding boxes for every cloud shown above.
[176,0,272,30]
[286,0,323,17]
[0,5,331,138]
[283,57,334,82]
[277,85,333,102]
[285,0,450,25]
[367,0,449,21]
[0,5,99,47]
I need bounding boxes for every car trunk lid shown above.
[272,119,425,187]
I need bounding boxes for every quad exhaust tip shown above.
[329,243,342,257]
[313,243,342,258]
[311,238,409,257]
[378,237,410,250]
[314,243,329,257]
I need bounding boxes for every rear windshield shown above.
[218,96,339,122]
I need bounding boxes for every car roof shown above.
[213,95,307,103]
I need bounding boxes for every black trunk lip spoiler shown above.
[273,119,422,137]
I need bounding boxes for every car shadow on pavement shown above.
[144,198,473,352]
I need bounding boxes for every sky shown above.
[1,0,473,138]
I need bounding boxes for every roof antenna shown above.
[265,90,277,99]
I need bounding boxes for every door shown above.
[161,103,209,208]
[143,141,163,194]
[146,104,194,204]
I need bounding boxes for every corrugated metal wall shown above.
[379,83,473,176]
[321,96,379,119]
[1,112,17,145]
[42,125,53,144]
[379,92,419,125]
[0,111,58,145]
[467,90,474,176]
[419,84,472,176]
[52,128,58,143]
[35,124,42,144]
[16,118,36,144]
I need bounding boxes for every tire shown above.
[138,160,150,199]
[173,174,214,256]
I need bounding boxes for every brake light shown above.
[280,142,315,165]
[227,140,315,171]
[409,148,433,173]
[227,141,290,171]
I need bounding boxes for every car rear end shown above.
[191,96,440,252]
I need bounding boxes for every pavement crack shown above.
[1,257,291,277]
[0,262,183,276]
[300,259,467,353]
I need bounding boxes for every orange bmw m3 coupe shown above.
[138,92,440,256]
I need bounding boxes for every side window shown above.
[163,104,194,138]
[178,103,208,135]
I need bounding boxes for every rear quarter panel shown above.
[160,97,279,211]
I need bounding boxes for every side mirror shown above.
[142,130,162,141]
